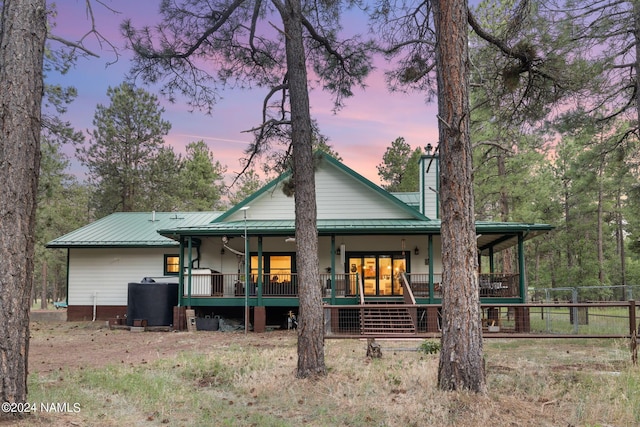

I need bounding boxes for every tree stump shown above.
[366,338,382,358]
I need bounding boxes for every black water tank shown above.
[127,280,179,326]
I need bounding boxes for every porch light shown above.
[414,246,420,255]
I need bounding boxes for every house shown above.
[48,151,553,333]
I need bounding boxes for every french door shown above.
[347,253,407,296]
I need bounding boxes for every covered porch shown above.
[164,220,548,331]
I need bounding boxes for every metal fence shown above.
[529,285,640,303]
[521,284,640,336]
[323,301,640,339]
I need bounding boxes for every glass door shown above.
[378,256,392,295]
[347,253,409,296]
[392,256,407,295]
[362,256,377,296]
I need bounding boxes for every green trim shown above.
[428,234,434,304]
[187,237,193,307]
[65,248,70,305]
[164,254,180,276]
[212,172,291,223]
[257,237,263,305]
[518,233,526,301]
[178,239,184,307]
[181,297,301,307]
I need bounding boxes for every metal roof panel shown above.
[46,212,222,248]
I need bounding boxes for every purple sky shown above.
[48,1,440,185]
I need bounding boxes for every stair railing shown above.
[400,272,417,305]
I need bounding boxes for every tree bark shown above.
[433,0,486,393]
[278,0,326,378]
[0,0,46,417]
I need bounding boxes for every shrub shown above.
[418,340,441,354]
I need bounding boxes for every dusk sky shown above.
[48,1,440,186]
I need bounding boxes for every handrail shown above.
[358,273,365,305]
[400,272,416,304]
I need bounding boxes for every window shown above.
[250,253,295,283]
[164,255,180,275]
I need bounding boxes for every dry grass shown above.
[3,323,639,426]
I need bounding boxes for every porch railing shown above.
[479,273,520,298]
[181,271,521,298]
[182,272,361,297]
[402,272,520,298]
[403,273,443,298]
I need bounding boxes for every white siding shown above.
[243,185,295,220]
[420,156,439,219]
[68,247,178,305]
[316,166,411,219]
[226,161,415,222]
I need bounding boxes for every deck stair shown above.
[361,306,416,335]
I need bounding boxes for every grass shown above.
[9,334,640,426]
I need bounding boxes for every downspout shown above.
[92,291,97,322]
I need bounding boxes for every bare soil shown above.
[29,320,288,375]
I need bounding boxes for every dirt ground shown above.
[29,318,293,375]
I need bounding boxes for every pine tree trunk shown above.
[0,0,46,417]
[433,0,486,393]
[280,0,326,378]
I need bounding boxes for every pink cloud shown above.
[49,1,441,187]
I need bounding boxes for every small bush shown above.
[418,340,441,354]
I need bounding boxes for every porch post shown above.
[178,237,184,306]
[489,246,495,274]
[516,232,531,333]
[187,236,193,308]
[518,233,526,302]
[257,236,263,305]
[428,234,434,303]
[330,235,336,303]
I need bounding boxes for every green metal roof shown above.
[159,218,553,245]
[391,192,420,208]
[46,212,222,248]
[159,218,444,238]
